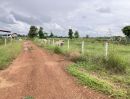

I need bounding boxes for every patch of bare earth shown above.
[0,41,110,99]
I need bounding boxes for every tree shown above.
[68,29,73,39]
[86,35,89,38]
[49,32,54,38]
[122,26,130,38]
[38,27,45,39]
[74,31,79,38]
[28,26,38,38]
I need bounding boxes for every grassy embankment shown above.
[0,40,22,70]
[34,38,130,99]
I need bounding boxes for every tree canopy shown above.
[122,26,130,38]
[74,31,79,38]
[38,27,45,39]
[49,32,54,38]
[28,26,38,38]
[68,29,73,39]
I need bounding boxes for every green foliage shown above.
[0,42,22,70]
[24,96,34,99]
[53,46,63,54]
[50,32,54,38]
[67,65,126,98]
[34,38,130,98]
[71,56,87,63]
[122,26,130,38]
[68,29,73,39]
[38,27,45,39]
[103,53,126,74]
[71,53,126,74]
[28,26,38,38]
[74,31,80,38]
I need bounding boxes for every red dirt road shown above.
[0,41,110,99]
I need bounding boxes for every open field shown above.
[35,38,130,98]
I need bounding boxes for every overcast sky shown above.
[0,0,130,37]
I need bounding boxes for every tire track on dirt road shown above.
[0,41,110,99]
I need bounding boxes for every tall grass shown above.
[103,53,126,73]
[0,42,22,70]
[67,65,127,98]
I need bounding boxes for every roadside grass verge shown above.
[67,65,127,98]
[0,42,22,70]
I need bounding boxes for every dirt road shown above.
[0,41,109,99]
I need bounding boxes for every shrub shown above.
[53,46,63,54]
[71,56,87,63]
[102,53,126,73]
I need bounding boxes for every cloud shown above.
[96,7,111,14]
[11,11,51,25]
[0,0,130,36]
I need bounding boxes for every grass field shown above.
[34,38,130,99]
[0,39,22,70]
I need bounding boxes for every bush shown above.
[71,52,126,74]
[71,56,87,63]
[102,53,126,73]
[53,46,63,54]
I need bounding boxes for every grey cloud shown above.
[0,0,130,36]
[0,7,16,24]
[11,12,42,25]
[96,7,111,14]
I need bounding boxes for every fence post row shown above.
[81,41,84,54]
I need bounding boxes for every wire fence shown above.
[36,38,130,62]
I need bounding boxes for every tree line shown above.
[28,26,80,39]
[28,25,130,40]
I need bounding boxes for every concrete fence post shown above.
[81,41,84,54]
[68,39,70,50]
[5,38,7,46]
[105,42,109,59]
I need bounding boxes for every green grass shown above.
[24,96,34,99]
[67,65,127,98]
[34,38,130,98]
[0,41,22,70]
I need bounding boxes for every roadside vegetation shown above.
[0,40,22,70]
[34,38,130,99]
[30,25,130,98]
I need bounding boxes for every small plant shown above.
[53,46,63,54]
[24,96,34,99]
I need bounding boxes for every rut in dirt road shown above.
[0,41,110,99]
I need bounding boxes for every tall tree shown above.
[49,32,54,38]
[38,27,44,39]
[74,31,79,38]
[86,35,89,38]
[28,26,38,38]
[68,29,73,39]
[122,26,130,38]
